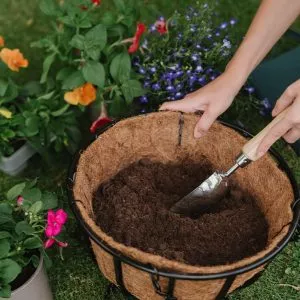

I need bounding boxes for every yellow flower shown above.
[64,83,96,106]
[0,48,29,72]
[0,36,4,47]
[0,108,12,119]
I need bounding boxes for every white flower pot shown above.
[3,256,53,300]
[0,143,36,176]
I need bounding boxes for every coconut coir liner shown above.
[73,112,293,274]
[93,159,268,266]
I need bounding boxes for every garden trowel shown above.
[171,108,289,217]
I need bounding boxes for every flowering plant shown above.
[0,181,68,298]
[33,0,150,133]
[134,2,238,110]
[0,36,81,158]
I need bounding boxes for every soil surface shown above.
[93,159,268,266]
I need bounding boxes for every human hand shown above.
[257,79,300,156]
[159,72,241,138]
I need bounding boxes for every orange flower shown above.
[0,48,28,72]
[64,83,96,106]
[0,36,4,47]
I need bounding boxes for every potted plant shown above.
[33,0,147,133]
[0,180,68,299]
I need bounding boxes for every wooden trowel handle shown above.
[242,108,289,161]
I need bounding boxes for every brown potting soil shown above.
[93,158,269,266]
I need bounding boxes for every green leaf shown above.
[22,81,42,96]
[0,284,11,298]
[22,188,42,203]
[82,61,105,88]
[24,116,40,137]
[31,255,40,268]
[0,78,8,97]
[85,24,107,51]
[110,52,131,84]
[0,239,10,259]
[113,0,126,12]
[40,53,56,84]
[0,232,11,240]
[58,16,75,27]
[56,68,75,81]
[29,201,43,214]
[86,47,101,61]
[15,221,34,235]
[62,71,85,90]
[0,259,21,284]
[39,0,60,16]
[51,104,70,117]
[0,204,12,215]
[70,35,85,50]
[7,183,26,201]
[121,80,145,104]
[37,90,55,100]
[41,192,58,210]
[23,237,42,249]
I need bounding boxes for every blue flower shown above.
[140,96,149,104]
[166,85,175,93]
[215,31,221,37]
[139,67,146,75]
[245,86,255,94]
[149,24,156,32]
[262,98,272,110]
[222,39,231,49]
[195,65,203,73]
[143,81,151,88]
[196,44,202,50]
[198,76,206,84]
[152,83,161,91]
[230,19,237,25]
[176,83,183,91]
[191,54,199,61]
[220,22,228,30]
[175,92,183,99]
[150,67,157,74]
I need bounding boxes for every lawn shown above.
[0,0,299,299]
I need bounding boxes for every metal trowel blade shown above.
[170,172,228,217]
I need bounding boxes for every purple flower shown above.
[166,85,175,93]
[215,31,221,37]
[152,83,161,91]
[262,98,272,110]
[198,76,206,85]
[138,67,146,75]
[195,65,203,73]
[140,96,148,104]
[150,67,157,74]
[191,54,199,61]
[230,19,237,25]
[149,24,156,32]
[175,92,183,99]
[187,70,192,75]
[245,86,255,94]
[175,70,184,77]
[210,75,216,81]
[176,83,183,91]
[205,67,213,74]
[220,22,228,30]
[222,39,231,49]
[143,81,151,88]
[196,44,202,50]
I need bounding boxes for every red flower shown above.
[155,20,168,34]
[128,23,146,54]
[90,102,112,133]
[92,0,101,5]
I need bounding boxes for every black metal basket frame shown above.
[67,119,300,299]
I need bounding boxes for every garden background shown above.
[0,0,300,299]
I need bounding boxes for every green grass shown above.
[0,0,300,299]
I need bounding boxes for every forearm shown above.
[225,0,300,90]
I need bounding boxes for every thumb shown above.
[194,110,218,139]
[159,98,198,113]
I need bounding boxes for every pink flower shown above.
[90,102,112,133]
[92,0,101,5]
[44,238,55,249]
[155,20,168,34]
[44,209,68,249]
[47,209,68,226]
[17,196,24,206]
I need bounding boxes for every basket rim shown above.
[67,114,300,280]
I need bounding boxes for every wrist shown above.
[221,67,246,96]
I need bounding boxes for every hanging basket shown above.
[68,112,300,300]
